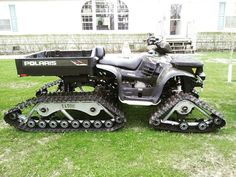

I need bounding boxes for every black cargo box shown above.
[15,50,96,76]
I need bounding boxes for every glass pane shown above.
[81,0,92,13]
[225,16,236,28]
[118,23,128,30]
[96,0,114,13]
[118,14,128,22]
[219,2,225,16]
[82,15,93,22]
[82,23,93,30]
[170,20,181,35]
[96,14,114,30]
[170,4,182,19]
[9,5,17,32]
[218,16,225,29]
[0,19,11,31]
[117,0,129,13]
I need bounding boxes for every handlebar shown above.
[145,33,172,54]
[146,34,162,46]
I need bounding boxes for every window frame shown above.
[169,4,182,35]
[0,4,17,32]
[218,2,226,30]
[81,0,93,30]
[81,0,129,31]
[0,19,11,31]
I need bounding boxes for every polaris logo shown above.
[24,61,57,66]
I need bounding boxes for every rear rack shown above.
[15,50,96,76]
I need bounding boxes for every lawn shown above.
[0,52,236,177]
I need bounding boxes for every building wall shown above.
[1,0,83,34]
[0,0,236,54]
[1,0,235,35]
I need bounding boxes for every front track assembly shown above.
[149,92,226,133]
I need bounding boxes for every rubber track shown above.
[4,92,125,132]
[149,92,226,133]
[36,79,62,96]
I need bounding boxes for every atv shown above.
[4,35,226,133]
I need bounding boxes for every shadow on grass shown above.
[120,104,154,129]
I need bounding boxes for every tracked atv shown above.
[4,35,226,133]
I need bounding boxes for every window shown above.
[0,19,11,31]
[117,0,128,30]
[81,0,93,30]
[0,5,17,32]
[170,4,182,35]
[96,0,114,30]
[218,2,226,30]
[9,5,18,32]
[81,0,129,31]
[225,16,236,28]
[225,2,236,28]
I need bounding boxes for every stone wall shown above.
[0,34,147,54]
[196,32,236,51]
[1,32,236,55]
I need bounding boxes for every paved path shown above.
[0,55,26,60]
[207,58,236,64]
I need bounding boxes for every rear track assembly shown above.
[4,91,125,132]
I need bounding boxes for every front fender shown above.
[152,66,195,103]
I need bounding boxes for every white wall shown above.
[0,0,234,35]
[125,0,162,33]
[191,0,219,32]
[2,0,83,34]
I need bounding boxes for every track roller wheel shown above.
[27,120,36,128]
[214,117,222,125]
[152,118,161,126]
[116,117,123,124]
[7,112,19,120]
[71,120,80,128]
[105,120,113,128]
[82,120,91,128]
[198,122,207,131]
[60,120,69,128]
[93,120,102,128]
[38,120,46,128]
[179,122,189,131]
[49,120,58,128]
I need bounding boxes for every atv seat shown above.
[91,46,106,60]
[99,55,143,70]
[171,57,203,67]
[93,46,142,70]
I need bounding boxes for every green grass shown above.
[0,52,236,177]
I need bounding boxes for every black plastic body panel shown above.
[15,50,96,76]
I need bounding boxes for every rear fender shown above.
[152,66,195,103]
[96,64,122,82]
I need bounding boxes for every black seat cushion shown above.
[171,56,203,67]
[99,56,143,70]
